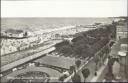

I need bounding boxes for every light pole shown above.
[125,52,128,81]
[118,51,127,81]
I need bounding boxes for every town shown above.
[0,17,128,82]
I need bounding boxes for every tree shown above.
[55,40,73,55]
[75,60,81,68]
[82,68,90,82]
[69,66,76,74]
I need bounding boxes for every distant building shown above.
[3,29,28,38]
[116,22,128,40]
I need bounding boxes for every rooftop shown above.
[5,29,24,34]
[110,38,128,57]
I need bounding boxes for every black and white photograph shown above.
[1,0,128,82]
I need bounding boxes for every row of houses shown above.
[116,21,128,40]
[1,29,33,38]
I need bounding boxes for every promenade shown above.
[90,38,128,82]
[1,40,62,72]
[1,47,55,72]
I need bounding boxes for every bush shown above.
[55,25,114,59]
[82,68,90,80]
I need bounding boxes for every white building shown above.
[116,22,128,40]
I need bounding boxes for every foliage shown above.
[55,25,116,58]
[82,68,90,79]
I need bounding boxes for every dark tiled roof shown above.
[5,29,23,34]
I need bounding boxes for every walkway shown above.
[1,47,55,72]
[1,40,62,72]
[34,55,76,69]
[90,59,108,82]
[90,38,128,82]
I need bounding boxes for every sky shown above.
[1,0,127,17]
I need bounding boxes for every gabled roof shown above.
[5,29,24,34]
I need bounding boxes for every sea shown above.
[1,17,115,32]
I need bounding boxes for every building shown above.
[116,22,128,40]
[3,29,29,38]
[117,38,128,81]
